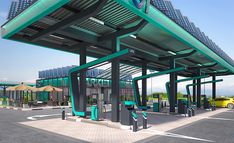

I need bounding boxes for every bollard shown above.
[132,111,138,132]
[184,105,187,117]
[62,107,65,120]
[212,105,216,111]
[142,111,147,129]
[188,108,192,117]
[191,108,195,116]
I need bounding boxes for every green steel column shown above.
[193,80,196,102]
[142,61,147,107]
[197,69,201,108]
[212,76,216,99]
[56,78,59,101]
[169,59,176,112]
[3,86,6,98]
[175,74,178,105]
[111,38,120,122]
[80,47,87,117]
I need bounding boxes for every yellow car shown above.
[210,98,234,109]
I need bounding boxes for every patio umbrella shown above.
[37,85,62,92]
[6,83,37,105]
[6,83,37,91]
[37,85,62,102]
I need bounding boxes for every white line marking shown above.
[197,116,234,121]
[141,129,214,142]
[27,114,61,120]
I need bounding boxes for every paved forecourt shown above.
[17,108,234,143]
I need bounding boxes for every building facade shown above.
[36,66,134,104]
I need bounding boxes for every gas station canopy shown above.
[1,0,234,76]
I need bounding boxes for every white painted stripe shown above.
[27,114,61,120]
[197,116,234,121]
[142,129,214,142]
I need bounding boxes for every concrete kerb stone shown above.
[0,105,71,111]
[66,108,228,132]
[67,116,131,130]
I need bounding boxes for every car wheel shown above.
[227,103,234,109]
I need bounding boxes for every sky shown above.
[0,0,234,96]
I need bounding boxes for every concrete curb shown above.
[0,105,71,111]
[66,116,131,130]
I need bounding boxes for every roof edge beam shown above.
[98,20,147,42]
[206,70,230,76]
[114,0,234,73]
[159,50,196,61]
[1,0,70,39]
[30,0,108,42]
[187,62,217,70]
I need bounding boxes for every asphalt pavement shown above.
[0,108,86,143]
[0,108,234,143]
[138,109,234,143]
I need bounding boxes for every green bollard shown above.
[132,111,138,132]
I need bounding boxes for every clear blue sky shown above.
[0,0,234,95]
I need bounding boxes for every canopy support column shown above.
[212,75,216,99]
[142,62,147,107]
[111,38,120,122]
[193,80,196,102]
[80,47,87,117]
[3,86,6,97]
[175,75,178,105]
[197,69,201,108]
[169,59,176,112]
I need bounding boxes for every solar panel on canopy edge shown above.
[151,0,168,11]
[164,1,178,20]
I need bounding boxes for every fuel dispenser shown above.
[153,94,162,112]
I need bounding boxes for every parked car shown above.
[210,97,234,109]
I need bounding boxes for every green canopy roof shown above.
[1,0,233,76]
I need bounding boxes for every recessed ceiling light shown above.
[167,51,176,55]
[89,17,104,25]
[49,34,64,40]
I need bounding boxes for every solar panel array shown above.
[163,1,178,20]
[151,0,234,66]
[39,66,104,79]
[39,65,133,81]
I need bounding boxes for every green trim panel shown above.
[132,67,185,110]
[124,101,135,106]
[1,0,70,38]
[69,49,134,116]
[114,0,234,73]
[186,79,223,95]
[165,75,209,101]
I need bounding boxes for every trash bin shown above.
[178,99,187,114]
[203,98,210,109]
